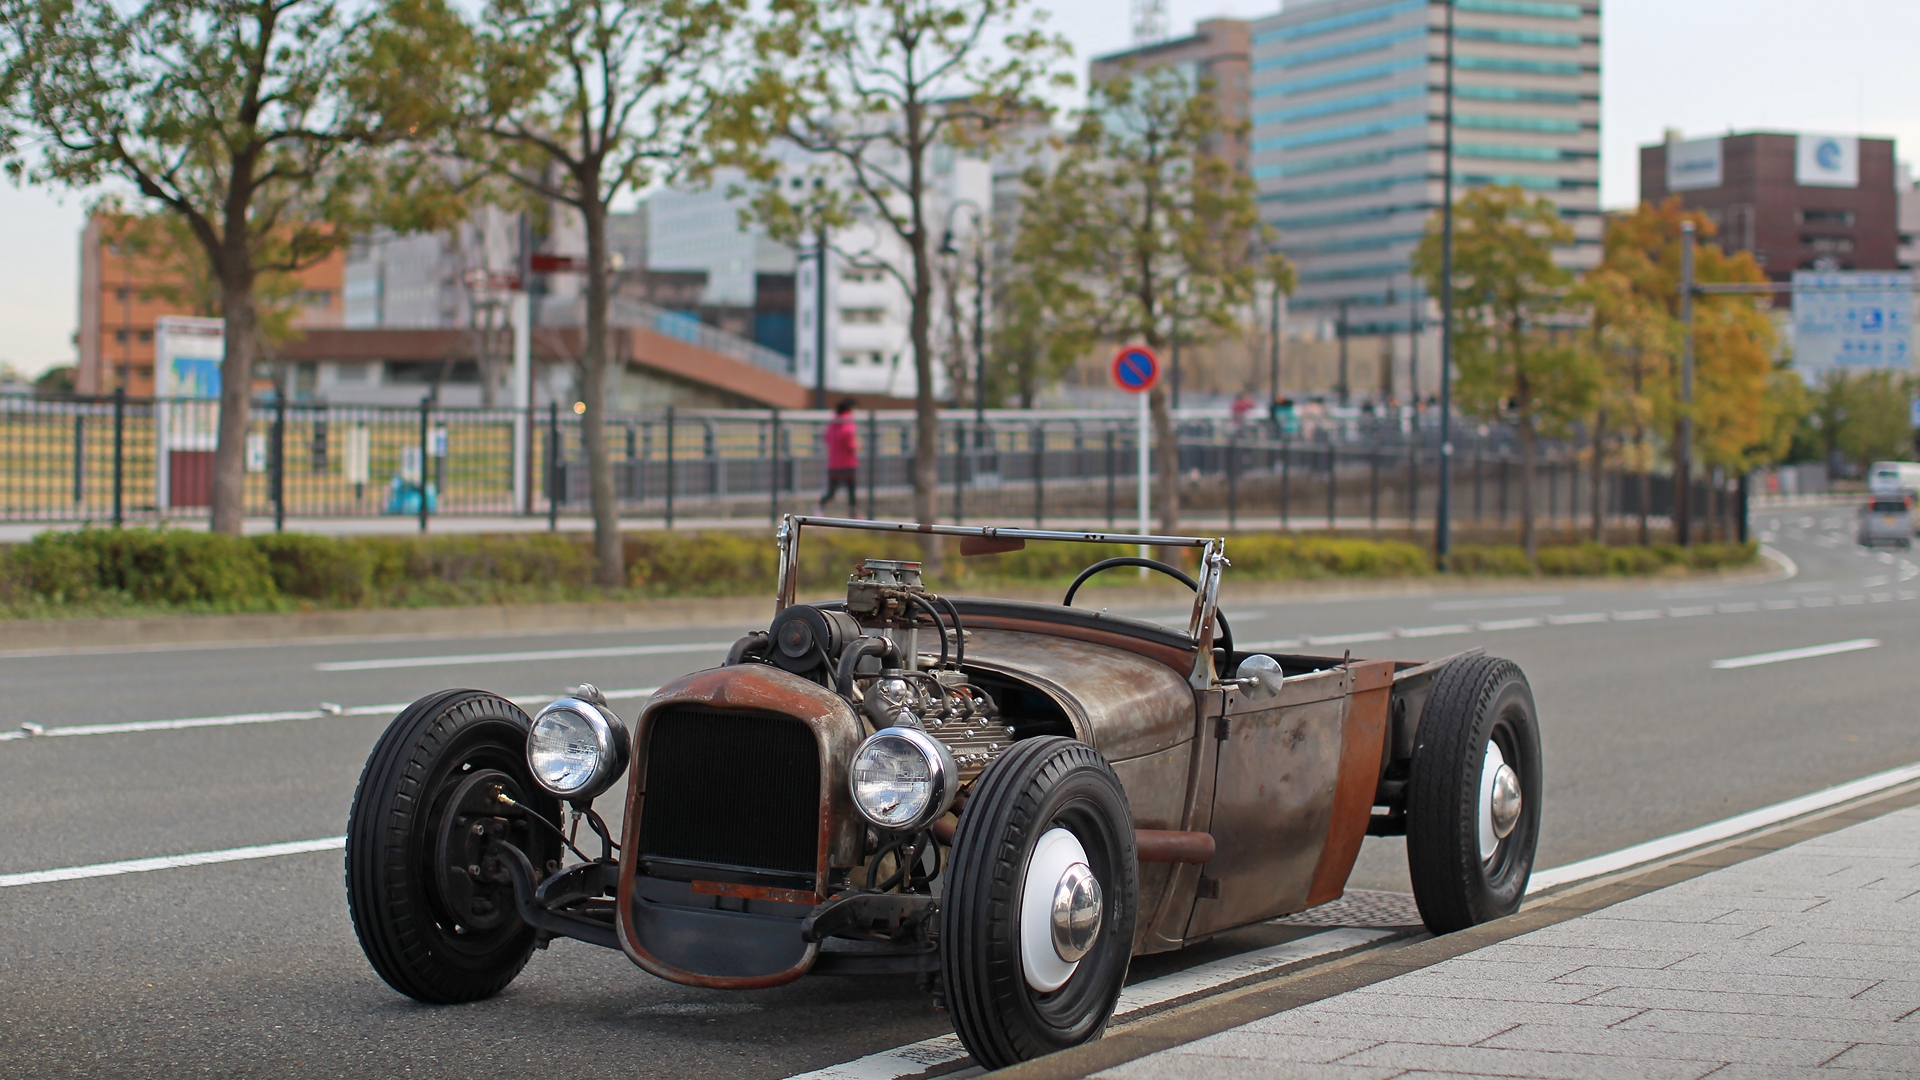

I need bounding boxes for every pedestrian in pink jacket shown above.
[820,398,860,514]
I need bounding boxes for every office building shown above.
[1641,131,1900,288]
[1249,0,1602,353]
[76,213,344,396]
[1090,19,1252,175]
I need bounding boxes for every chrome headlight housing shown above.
[527,697,631,802]
[850,726,959,832]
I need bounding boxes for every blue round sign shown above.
[1111,346,1160,393]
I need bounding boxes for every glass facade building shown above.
[1250,0,1600,337]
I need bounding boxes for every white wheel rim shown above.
[1020,828,1091,993]
[1478,741,1507,863]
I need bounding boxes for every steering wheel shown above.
[1062,557,1233,659]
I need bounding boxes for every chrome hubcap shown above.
[1478,742,1521,863]
[1050,862,1103,963]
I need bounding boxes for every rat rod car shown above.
[346,517,1541,1068]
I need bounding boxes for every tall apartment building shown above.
[1640,131,1900,289]
[76,213,344,395]
[1249,0,1601,344]
[1090,19,1252,175]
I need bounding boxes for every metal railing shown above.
[1,393,1745,540]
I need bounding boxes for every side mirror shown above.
[960,535,1025,557]
[1233,653,1286,700]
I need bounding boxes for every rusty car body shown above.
[346,518,1542,1068]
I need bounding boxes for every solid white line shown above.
[1710,639,1880,670]
[784,927,1389,1080]
[1545,612,1610,626]
[1397,624,1472,638]
[1476,617,1542,631]
[0,687,661,743]
[0,837,346,888]
[1527,758,1920,893]
[315,642,732,671]
[1306,631,1394,646]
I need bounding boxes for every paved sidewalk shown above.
[1097,806,1920,1079]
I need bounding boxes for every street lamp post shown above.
[1436,0,1457,564]
[1269,282,1283,405]
[1677,219,1696,547]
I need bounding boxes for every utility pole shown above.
[1408,283,1422,431]
[1676,219,1696,547]
[1436,0,1457,564]
[1269,284,1283,406]
[1337,299,1351,407]
[972,227,986,430]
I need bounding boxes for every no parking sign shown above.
[1111,345,1161,394]
[1111,346,1160,544]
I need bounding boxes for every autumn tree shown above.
[730,0,1067,537]
[1008,66,1277,533]
[0,0,437,534]
[1591,198,1777,540]
[1416,185,1595,561]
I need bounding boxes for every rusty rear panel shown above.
[1303,658,1395,906]
[615,665,864,989]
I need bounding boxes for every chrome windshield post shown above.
[1189,539,1229,689]
[775,514,799,612]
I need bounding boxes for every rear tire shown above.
[942,737,1137,1070]
[345,690,561,1003]
[1405,656,1541,934]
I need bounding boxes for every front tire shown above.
[1405,656,1542,934]
[942,737,1138,1070]
[345,690,561,1003]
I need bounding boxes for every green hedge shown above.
[0,527,1761,619]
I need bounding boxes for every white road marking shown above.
[1710,639,1881,670]
[1,687,662,743]
[1527,758,1920,893]
[1429,595,1563,612]
[1714,602,1759,614]
[1545,612,1609,625]
[1397,624,1472,638]
[784,927,1390,1080]
[1667,605,1714,617]
[1306,631,1394,646]
[0,837,345,888]
[1612,609,1662,621]
[315,642,732,671]
[1476,617,1542,631]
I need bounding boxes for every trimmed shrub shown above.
[1,527,279,610]
[254,533,374,604]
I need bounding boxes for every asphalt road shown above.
[2,509,1916,1078]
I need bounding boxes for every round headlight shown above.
[527,698,630,802]
[850,727,959,832]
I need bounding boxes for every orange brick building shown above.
[75,213,345,396]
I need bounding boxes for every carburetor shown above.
[844,559,1014,783]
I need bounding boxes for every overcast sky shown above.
[7,0,1920,377]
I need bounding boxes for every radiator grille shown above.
[637,707,821,877]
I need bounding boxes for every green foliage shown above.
[1806,369,1917,471]
[0,528,1761,619]
[32,365,75,394]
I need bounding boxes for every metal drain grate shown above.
[1272,888,1423,928]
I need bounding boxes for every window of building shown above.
[1254,0,1424,45]
[1255,56,1425,99]
[114,287,130,301]
[1254,84,1424,127]
[1798,208,1856,227]
[840,307,886,324]
[1804,235,1857,254]
[1455,85,1582,105]
[138,330,152,342]
[1253,112,1424,153]
[333,362,371,383]
[1456,0,1580,17]
[1453,27,1580,48]
[1453,56,1581,76]
[1456,114,1581,134]
[114,329,128,343]
[1253,27,1426,71]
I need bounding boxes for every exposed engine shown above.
[727,558,1014,783]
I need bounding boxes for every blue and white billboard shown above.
[1796,134,1860,189]
[1792,272,1913,381]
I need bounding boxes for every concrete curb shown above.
[984,778,1920,1080]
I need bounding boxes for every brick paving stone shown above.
[1103,806,1920,1080]
[1477,1023,1850,1065]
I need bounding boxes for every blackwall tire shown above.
[345,689,561,1003]
[1404,655,1542,935]
[942,737,1138,1070]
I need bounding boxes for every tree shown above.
[1589,198,1775,538]
[732,0,1068,538]
[378,0,750,586]
[1006,66,1276,533]
[0,0,433,534]
[1415,185,1593,561]
[1812,370,1915,472]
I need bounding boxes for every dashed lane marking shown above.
[0,837,346,888]
[1,687,662,743]
[1711,639,1881,670]
[314,642,733,671]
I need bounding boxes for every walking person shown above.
[820,398,860,515]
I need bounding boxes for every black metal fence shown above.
[1,393,1743,539]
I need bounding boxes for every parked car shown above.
[345,517,1544,1068]
[1858,499,1914,549]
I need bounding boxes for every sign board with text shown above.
[1793,272,1913,380]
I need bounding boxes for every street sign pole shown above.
[1111,345,1162,571]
